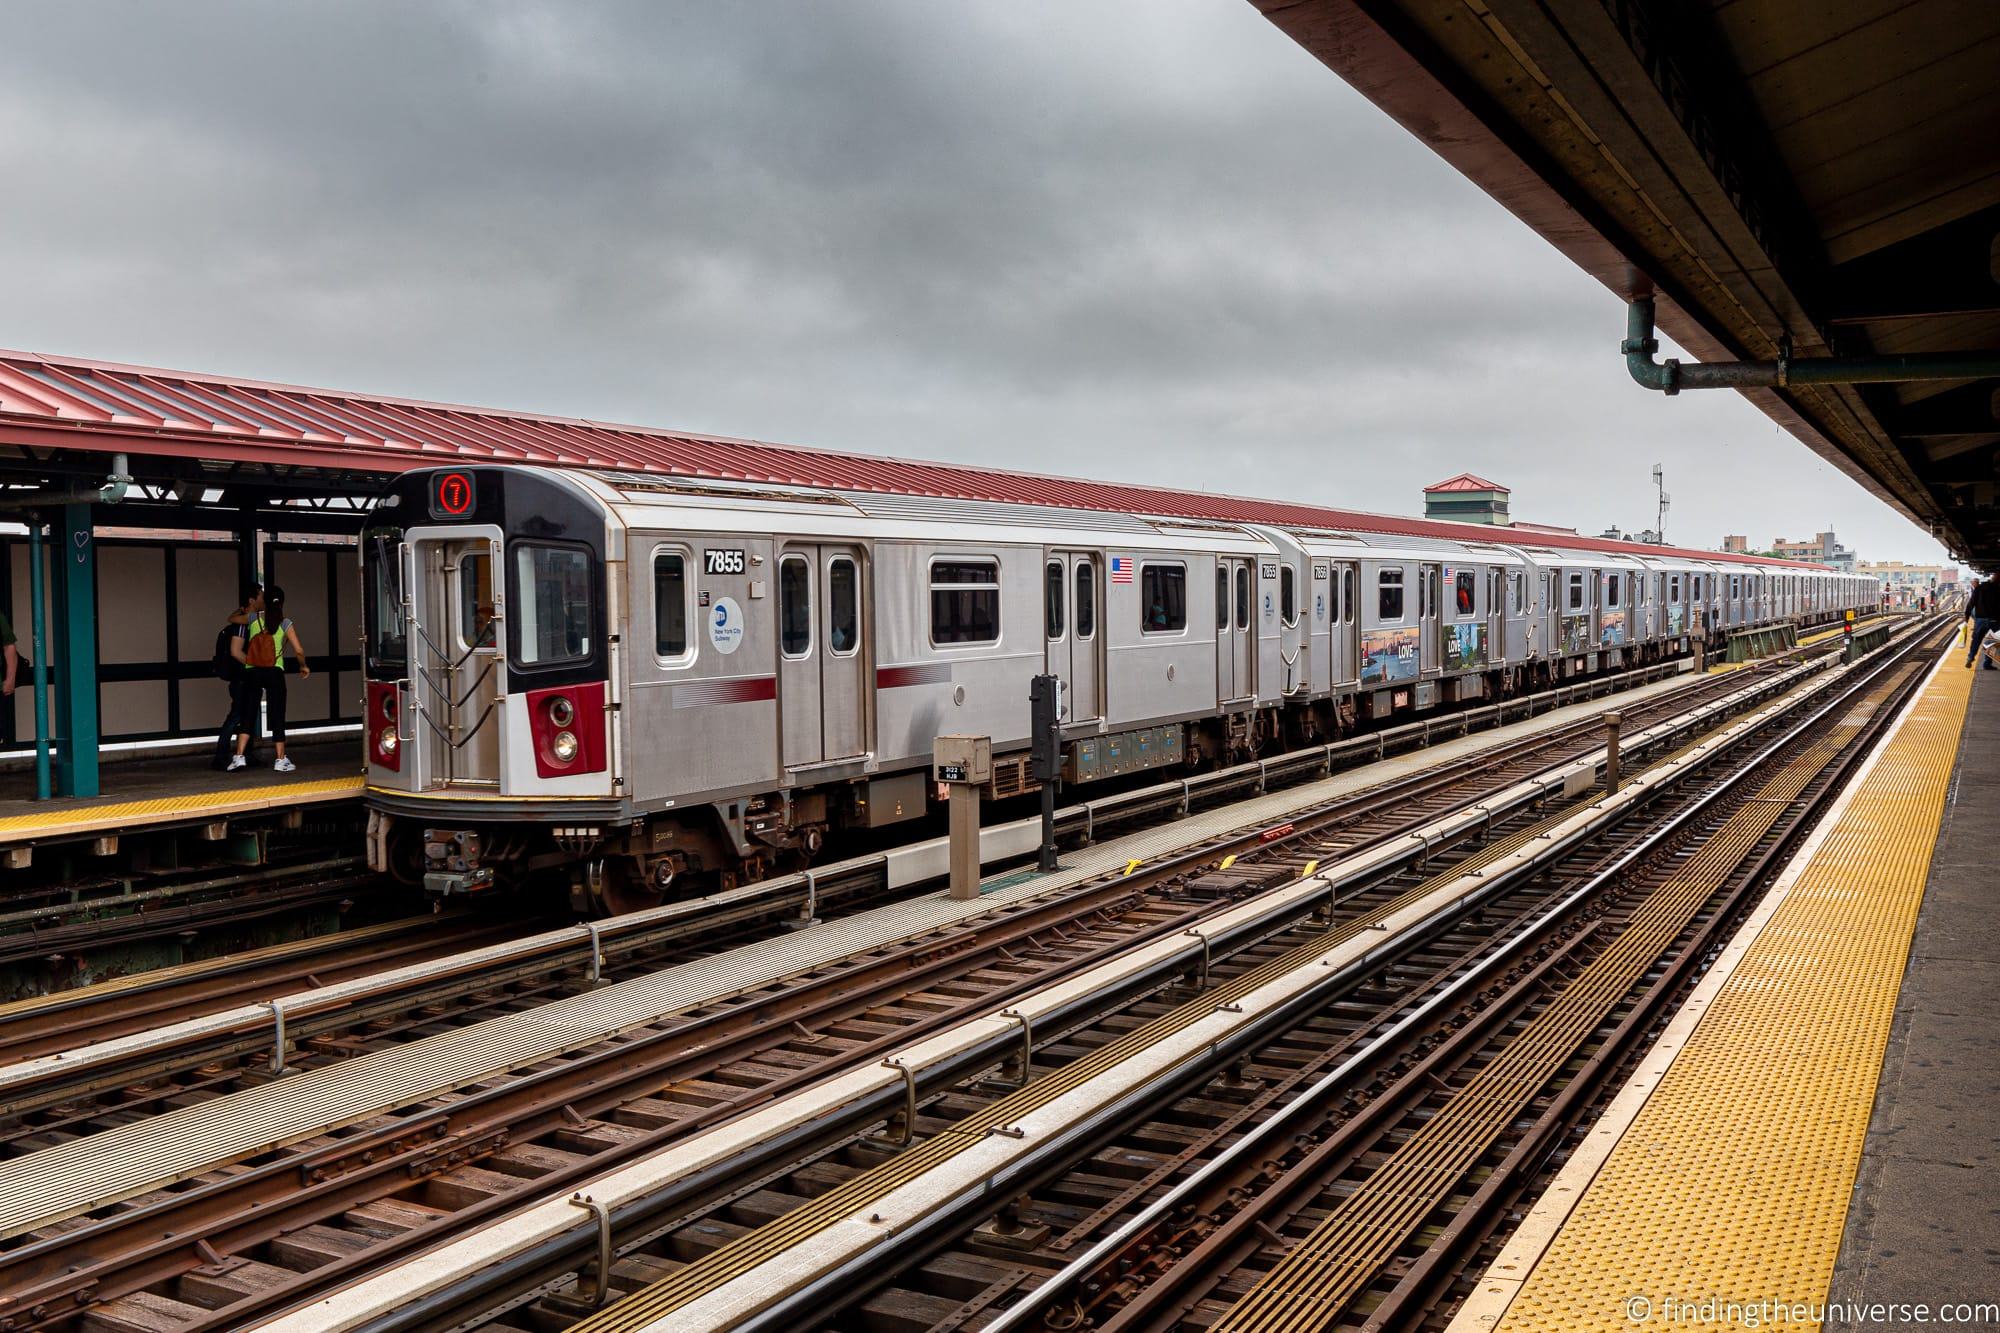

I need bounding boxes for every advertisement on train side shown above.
[1668,604,1686,636]
[1445,622,1486,672]
[1360,626,1420,684]
[1560,615,1592,656]
[1600,610,1628,646]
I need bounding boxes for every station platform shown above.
[1451,645,1988,1333]
[0,739,360,853]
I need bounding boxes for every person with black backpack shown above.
[210,584,260,770]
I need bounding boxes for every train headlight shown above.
[376,728,399,756]
[551,730,579,763]
[546,695,576,728]
[378,691,397,724]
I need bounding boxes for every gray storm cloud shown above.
[0,0,1951,563]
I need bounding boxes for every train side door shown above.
[1216,556,1254,705]
[1045,551,1103,726]
[1334,563,1359,687]
[412,531,503,789]
[1487,567,1505,665]
[777,543,870,769]
[1419,562,1442,674]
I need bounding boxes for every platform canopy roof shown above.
[1252,0,2000,566]
[0,347,1824,569]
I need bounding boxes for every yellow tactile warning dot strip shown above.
[1480,648,1972,1332]
[0,775,361,844]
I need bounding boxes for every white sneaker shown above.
[274,756,296,773]
[226,755,247,771]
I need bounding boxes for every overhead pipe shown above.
[1622,296,2000,395]
[0,454,134,512]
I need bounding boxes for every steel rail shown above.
[537,630,1923,1331]
[984,622,1944,1333]
[0,660,1768,1328]
[0,659,1762,1121]
[105,666,1763,1333]
[232,651,1849,1333]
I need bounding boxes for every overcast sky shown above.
[0,1,1956,566]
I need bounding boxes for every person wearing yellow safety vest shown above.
[227,583,312,773]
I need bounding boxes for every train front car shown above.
[361,465,619,903]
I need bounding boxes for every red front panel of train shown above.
[526,681,608,778]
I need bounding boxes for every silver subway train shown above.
[360,465,1876,912]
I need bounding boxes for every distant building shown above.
[1858,559,1960,606]
[1423,474,1510,526]
[1721,534,1749,554]
[1771,530,1856,571]
[1597,525,1663,545]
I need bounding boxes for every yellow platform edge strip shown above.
[1461,646,1972,1333]
[0,775,362,844]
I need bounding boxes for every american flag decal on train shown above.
[1110,556,1133,584]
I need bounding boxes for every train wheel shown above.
[583,857,672,917]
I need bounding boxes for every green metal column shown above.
[52,503,98,798]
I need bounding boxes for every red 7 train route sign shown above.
[432,470,476,519]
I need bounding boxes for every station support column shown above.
[52,502,99,798]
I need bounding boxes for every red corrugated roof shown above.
[0,348,1833,571]
[1424,472,1508,493]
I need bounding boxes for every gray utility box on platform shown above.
[932,735,993,786]
[933,735,992,901]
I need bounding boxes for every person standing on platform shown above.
[1966,576,2000,671]
[0,611,17,702]
[211,584,260,770]
[227,584,310,772]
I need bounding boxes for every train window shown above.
[457,552,496,649]
[1510,571,1525,615]
[1566,571,1585,612]
[653,552,690,659]
[1281,565,1298,627]
[1235,565,1251,632]
[1142,563,1188,633]
[1343,567,1356,624]
[930,559,1000,646]
[1454,569,1476,618]
[512,544,593,666]
[1075,563,1096,640]
[829,558,859,655]
[1606,574,1620,609]
[364,531,408,675]
[1216,567,1229,630]
[780,555,812,657]
[1378,568,1404,621]
[1045,561,1065,639]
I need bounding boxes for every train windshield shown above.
[513,543,594,665]
[365,530,407,676]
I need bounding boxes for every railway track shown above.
[0,650,1818,1333]
[195,626,1933,1333]
[0,640,1829,1022]
[470,620,1941,1333]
